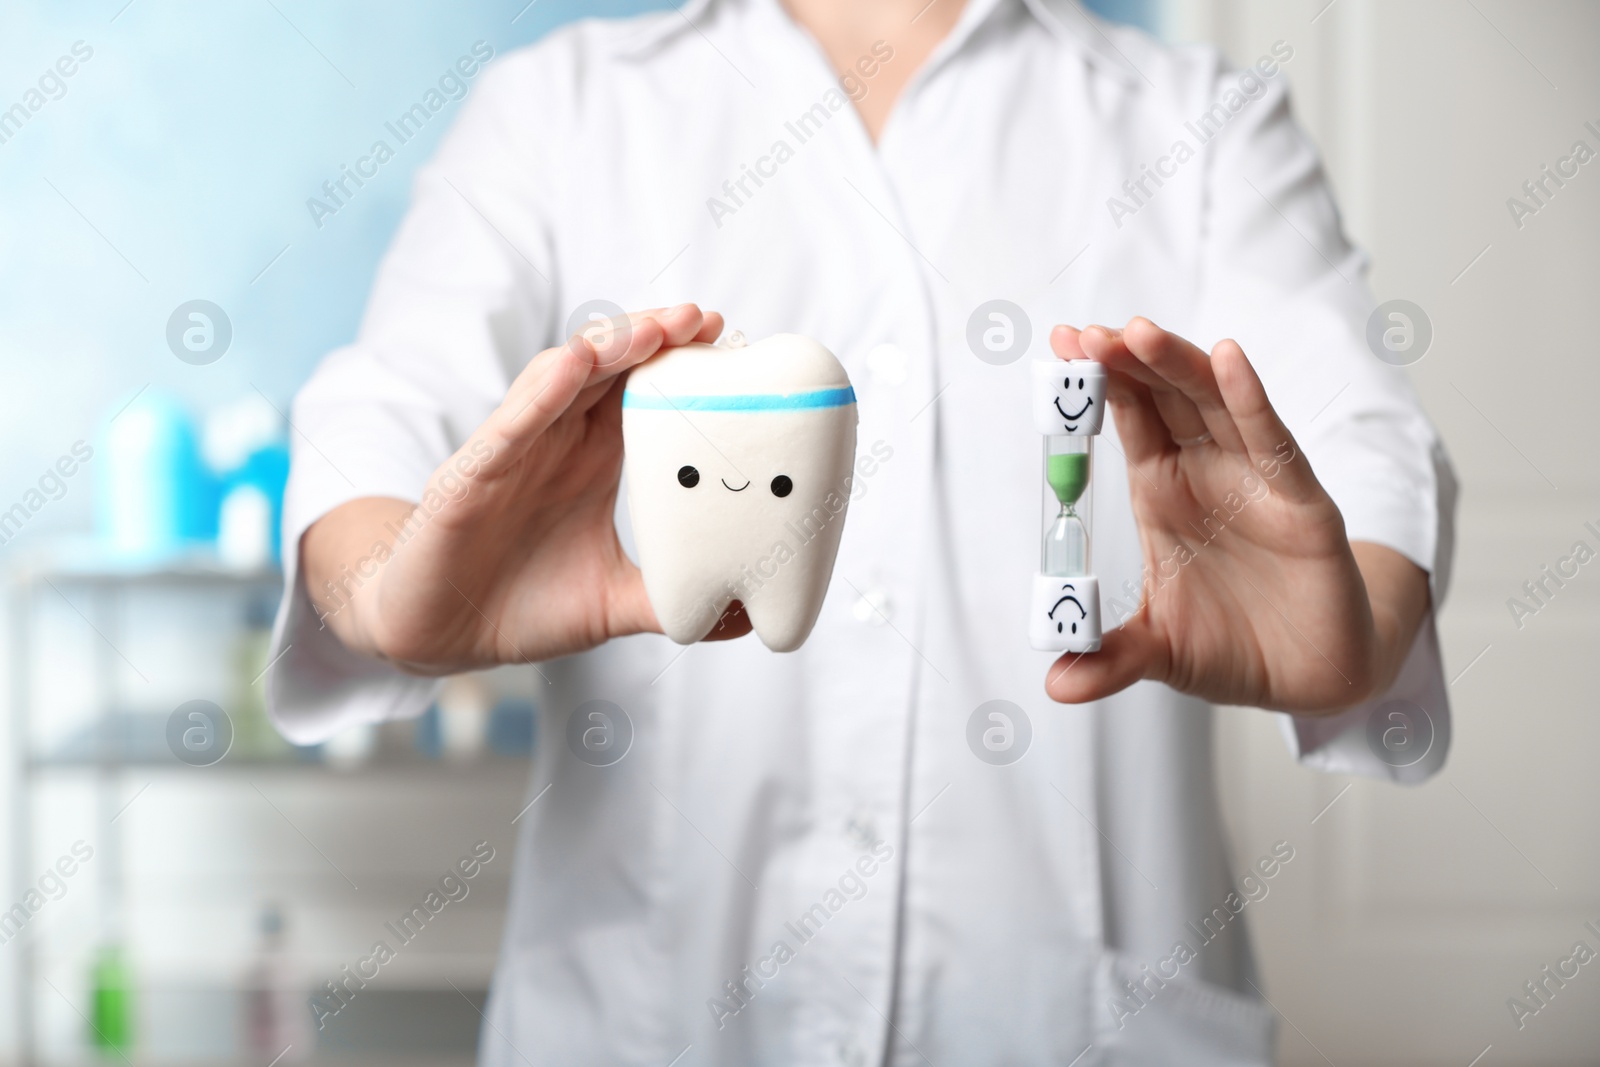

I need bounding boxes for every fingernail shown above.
[670,303,692,316]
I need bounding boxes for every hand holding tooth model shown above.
[298,305,753,673]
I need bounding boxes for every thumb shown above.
[1044,615,1167,704]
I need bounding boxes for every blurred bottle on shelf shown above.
[322,723,376,768]
[92,389,291,567]
[203,394,289,569]
[217,484,274,569]
[97,390,212,560]
[488,696,536,757]
[233,593,291,761]
[437,675,491,762]
[242,904,309,1060]
[87,943,135,1057]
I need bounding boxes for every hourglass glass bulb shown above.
[1043,505,1087,576]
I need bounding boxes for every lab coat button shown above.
[845,812,878,849]
[851,587,892,625]
[866,343,908,387]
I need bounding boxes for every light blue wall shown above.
[1082,0,1162,32]
[0,0,674,545]
[0,0,1155,547]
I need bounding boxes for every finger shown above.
[649,302,716,350]
[1103,369,1177,468]
[569,342,648,418]
[1211,338,1321,502]
[603,559,662,637]
[570,371,629,427]
[609,586,752,643]
[497,323,655,435]
[477,338,596,472]
[568,305,722,417]
[576,305,699,377]
[1079,325,1214,447]
[1120,318,1248,452]
[1044,615,1168,704]
[1055,324,1176,467]
[693,310,726,345]
[574,307,657,370]
[570,302,707,380]
[1049,323,1088,361]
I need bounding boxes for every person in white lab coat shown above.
[268,0,1456,1062]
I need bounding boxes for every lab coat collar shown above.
[934,0,1144,86]
[1018,0,1144,83]
[612,0,1143,87]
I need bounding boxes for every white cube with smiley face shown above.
[1031,358,1107,436]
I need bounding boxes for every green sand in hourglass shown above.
[1046,452,1089,506]
[1043,450,1090,577]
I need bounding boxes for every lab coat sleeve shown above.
[1188,54,1458,783]
[266,51,563,745]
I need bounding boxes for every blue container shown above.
[96,390,215,559]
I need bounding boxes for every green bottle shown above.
[89,944,135,1055]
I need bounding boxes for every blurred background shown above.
[0,0,1594,1064]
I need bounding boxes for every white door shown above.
[1164,2,1600,1064]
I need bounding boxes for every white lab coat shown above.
[267,0,1456,1063]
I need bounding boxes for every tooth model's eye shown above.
[770,475,793,498]
[677,465,700,488]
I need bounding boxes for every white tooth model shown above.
[1029,359,1106,652]
[622,332,858,651]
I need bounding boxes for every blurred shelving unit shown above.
[6,545,531,1065]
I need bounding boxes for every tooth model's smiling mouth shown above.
[1054,397,1093,421]
[721,478,750,492]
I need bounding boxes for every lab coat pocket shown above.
[1091,950,1277,1067]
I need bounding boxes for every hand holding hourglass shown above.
[1041,318,1431,716]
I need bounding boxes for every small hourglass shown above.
[1029,360,1105,652]
[1043,435,1091,578]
